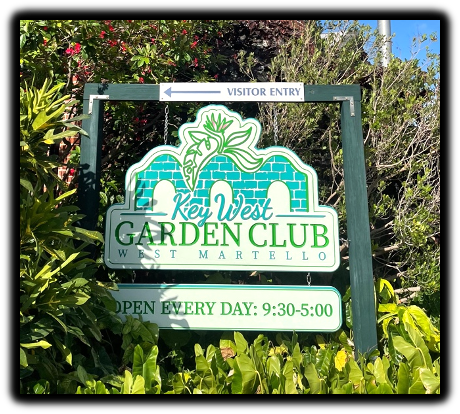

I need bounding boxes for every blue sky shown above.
[358,20,440,66]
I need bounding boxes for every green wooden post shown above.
[339,89,378,357]
[77,83,378,356]
[78,86,105,235]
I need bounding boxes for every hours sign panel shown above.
[112,284,342,332]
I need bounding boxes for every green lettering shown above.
[249,223,267,247]
[311,224,329,248]
[115,221,134,246]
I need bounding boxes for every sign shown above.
[160,82,304,102]
[112,284,342,332]
[104,104,340,271]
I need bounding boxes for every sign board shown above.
[112,284,342,332]
[160,82,304,102]
[104,104,340,271]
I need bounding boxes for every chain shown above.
[273,106,279,145]
[306,272,311,286]
[163,104,169,144]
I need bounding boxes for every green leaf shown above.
[20,348,28,367]
[132,344,159,391]
[419,368,440,394]
[393,335,417,362]
[304,362,321,394]
[231,353,258,394]
[234,331,248,355]
[373,357,389,386]
[282,360,297,394]
[21,340,52,349]
[396,362,410,394]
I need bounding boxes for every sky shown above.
[358,19,441,67]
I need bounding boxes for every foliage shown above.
[20,19,230,93]
[19,20,440,395]
[71,278,439,395]
[74,316,439,394]
[19,19,236,285]
[20,80,121,394]
[249,20,440,311]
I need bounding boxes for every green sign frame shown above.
[78,83,377,357]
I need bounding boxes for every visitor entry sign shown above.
[104,105,340,271]
[160,82,304,102]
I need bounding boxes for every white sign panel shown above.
[160,82,304,102]
[104,104,340,271]
[112,284,343,332]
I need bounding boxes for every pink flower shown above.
[65,48,73,55]
[182,29,187,35]
[139,77,144,83]
[74,43,81,53]
[190,41,197,49]
[99,31,106,39]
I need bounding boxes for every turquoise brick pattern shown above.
[135,154,308,211]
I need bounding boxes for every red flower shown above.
[214,74,218,79]
[74,43,81,53]
[139,77,144,83]
[193,57,199,67]
[190,41,197,49]
[182,29,187,35]
[99,31,106,38]
[69,168,75,176]
[43,39,48,46]
[43,26,48,31]
[108,25,114,32]
[65,47,73,55]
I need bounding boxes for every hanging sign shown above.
[104,104,340,271]
[160,82,304,102]
[112,284,342,332]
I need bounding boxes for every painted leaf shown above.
[224,127,252,148]
[182,136,219,191]
[188,130,209,144]
[223,147,263,172]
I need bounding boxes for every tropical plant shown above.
[20,79,120,394]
